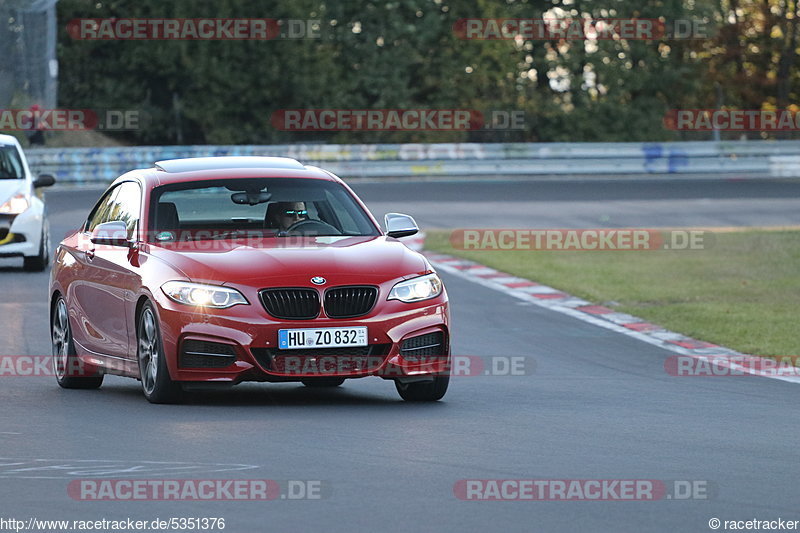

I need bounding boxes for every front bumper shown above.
[154,294,450,384]
[0,210,42,258]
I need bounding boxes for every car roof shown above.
[0,134,21,147]
[117,157,340,188]
[155,156,306,173]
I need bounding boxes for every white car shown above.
[0,134,55,271]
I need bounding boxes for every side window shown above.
[0,146,24,179]
[113,182,142,239]
[86,187,119,232]
[85,182,141,238]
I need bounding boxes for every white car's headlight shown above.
[161,281,248,309]
[0,193,29,214]
[388,273,443,303]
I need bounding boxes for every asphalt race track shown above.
[355,178,800,229]
[1,178,799,532]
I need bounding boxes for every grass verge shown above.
[425,229,799,357]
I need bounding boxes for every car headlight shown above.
[388,273,443,303]
[0,193,29,215]
[161,281,248,309]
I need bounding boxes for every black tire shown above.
[23,226,48,272]
[301,377,346,388]
[395,374,449,402]
[137,302,182,404]
[51,296,103,389]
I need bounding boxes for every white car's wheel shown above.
[23,225,48,272]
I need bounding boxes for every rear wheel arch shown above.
[50,292,103,389]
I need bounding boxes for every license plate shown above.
[278,327,368,350]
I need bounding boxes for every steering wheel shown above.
[285,219,341,236]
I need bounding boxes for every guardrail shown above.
[24,141,800,183]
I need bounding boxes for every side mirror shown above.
[90,221,131,247]
[33,174,55,188]
[385,213,419,239]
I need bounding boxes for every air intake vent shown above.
[400,332,446,361]
[260,288,320,320]
[324,286,378,318]
[180,340,237,368]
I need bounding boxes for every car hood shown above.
[146,235,429,287]
[0,179,26,203]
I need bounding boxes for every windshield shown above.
[148,177,379,242]
[0,146,24,179]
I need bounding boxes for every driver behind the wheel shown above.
[267,201,308,231]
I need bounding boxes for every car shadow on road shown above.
[92,380,449,409]
[182,386,400,407]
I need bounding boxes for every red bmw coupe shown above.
[49,157,450,403]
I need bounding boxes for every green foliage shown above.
[55,0,800,145]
